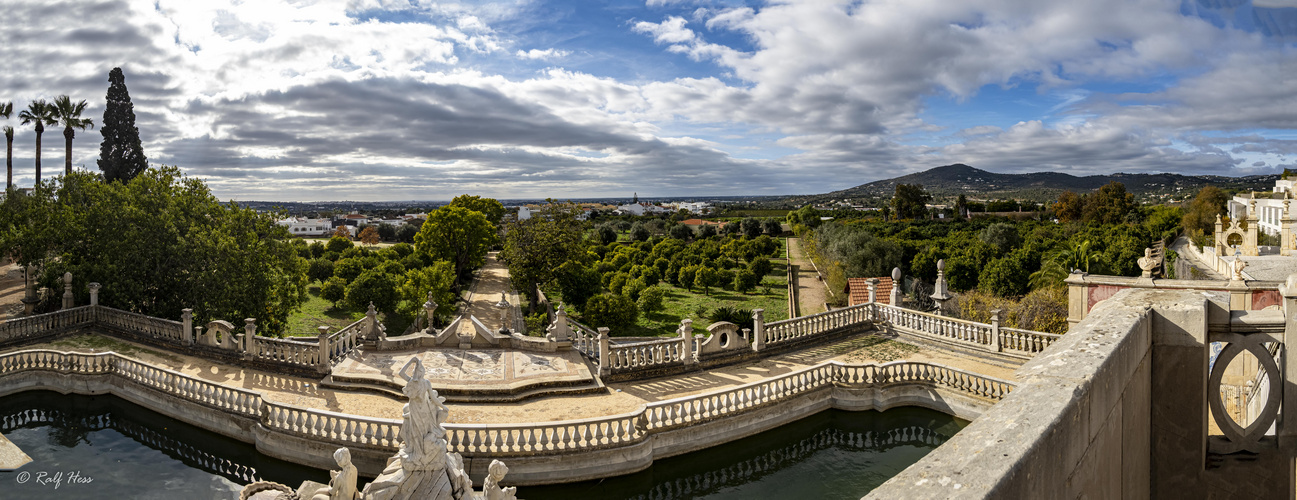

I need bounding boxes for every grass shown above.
[617,260,790,337]
[285,285,412,337]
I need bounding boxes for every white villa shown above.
[277,217,334,237]
[1229,176,1297,236]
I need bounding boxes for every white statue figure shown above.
[482,460,518,500]
[311,448,359,500]
[445,452,475,499]
[398,357,449,471]
[1137,248,1158,278]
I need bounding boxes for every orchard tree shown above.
[448,194,506,225]
[698,224,718,239]
[890,184,932,220]
[762,218,783,235]
[582,293,638,330]
[596,224,618,245]
[415,205,495,284]
[321,277,348,307]
[740,218,762,238]
[555,261,601,311]
[733,268,759,294]
[307,258,334,283]
[629,222,650,242]
[637,286,665,318]
[346,268,400,312]
[359,225,381,246]
[669,224,693,241]
[397,261,456,325]
[502,201,588,312]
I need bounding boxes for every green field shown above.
[285,285,411,336]
[718,209,790,217]
[622,262,789,337]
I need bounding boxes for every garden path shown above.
[457,252,519,334]
[785,237,831,315]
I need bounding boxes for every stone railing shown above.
[326,317,367,365]
[96,307,186,343]
[999,327,1059,355]
[762,302,871,345]
[604,337,689,374]
[0,305,96,346]
[252,336,321,369]
[0,347,1012,484]
[873,302,1060,361]
[569,318,602,362]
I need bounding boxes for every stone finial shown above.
[891,267,902,282]
[936,259,945,273]
[1232,258,1248,282]
[244,318,257,336]
[930,259,953,314]
[678,318,693,338]
[62,272,74,309]
[1138,247,1158,278]
[87,282,101,306]
[366,302,377,317]
[547,304,571,341]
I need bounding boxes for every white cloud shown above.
[515,48,571,60]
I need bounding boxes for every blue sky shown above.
[2,0,1296,200]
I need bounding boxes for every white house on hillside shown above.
[278,218,334,237]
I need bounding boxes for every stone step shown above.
[319,373,606,403]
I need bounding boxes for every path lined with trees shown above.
[786,237,829,316]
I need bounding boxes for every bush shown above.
[321,277,348,307]
[326,235,353,253]
[525,311,548,336]
[1011,287,1068,334]
[709,305,754,331]
[733,268,759,294]
[953,289,1013,324]
[307,258,334,283]
[748,256,773,277]
[582,293,638,330]
[334,258,365,283]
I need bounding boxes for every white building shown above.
[278,218,334,237]
[1229,177,1296,236]
[616,203,670,216]
[669,202,711,214]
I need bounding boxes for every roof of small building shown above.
[681,218,725,226]
[845,277,892,306]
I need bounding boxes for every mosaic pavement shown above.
[332,348,594,391]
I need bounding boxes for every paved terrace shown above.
[2,330,1015,425]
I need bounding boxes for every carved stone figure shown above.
[1232,258,1248,282]
[398,358,449,471]
[482,460,518,500]
[311,448,359,500]
[1137,248,1158,279]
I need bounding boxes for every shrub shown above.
[1010,287,1068,334]
[637,286,666,318]
[307,258,334,283]
[321,277,348,307]
[709,305,754,331]
[582,293,638,330]
[345,268,401,312]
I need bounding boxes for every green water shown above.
[524,407,968,500]
[0,391,963,500]
[0,391,328,500]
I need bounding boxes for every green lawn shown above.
[285,285,411,337]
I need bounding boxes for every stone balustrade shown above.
[762,302,872,345]
[326,317,367,364]
[262,401,400,449]
[96,307,186,343]
[604,337,689,374]
[252,336,321,369]
[872,302,1061,361]
[445,411,647,455]
[0,305,96,346]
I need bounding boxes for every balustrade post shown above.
[87,282,101,306]
[866,278,878,304]
[365,302,381,341]
[990,309,1002,352]
[244,318,257,357]
[597,328,610,377]
[679,319,696,364]
[423,293,438,333]
[752,309,765,352]
[62,272,74,310]
[1279,274,1297,445]
[317,325,331,374]
[889,268,903,307]
[181,309,193,346]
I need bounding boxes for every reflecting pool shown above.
[0,391,328,500]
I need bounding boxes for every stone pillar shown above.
[1213,214,1224,256]
[1245,199,1260,256]
[1278,275,1297,447]
[989,309,1002,352]
[87,282,101,306]
[679,319,696,364]
[318,325,331,374]
[61,272,73,309]
[244,318,257,356]
[751,309,765,352]
[597,327,610,377]
[1282,199,1293,256]
[930,259,953,315]
[889,267,903,307]
[1064,270,1089,327]
[181,309,193,346]
[365,302,380,341]
[548,305,572,342]
[423,292,437,333]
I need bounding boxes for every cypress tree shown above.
[98,67,147,182]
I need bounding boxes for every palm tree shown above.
[0,101,12,191]
[17,100,56,185]
[50,96,94,177]
[1029,240,1102,289]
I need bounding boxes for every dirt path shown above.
[0,261,25,321]
[785,238,831,315]
[458,251,517,333]
[4,331,1015,425]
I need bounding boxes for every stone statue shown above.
[1137,248,1158,279]
[311,448,359,500]
[1232,258,1248,282]
[445,452,475,499]
[398,358,449,471]
[482,460,518,500]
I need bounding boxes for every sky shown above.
[2,0,1296,201]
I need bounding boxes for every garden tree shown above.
[890,184,932,220]
[669,223,693,241]
[637,286,665,318]
[358,226,381,246]
[608,273,629,295]
[1082,182,1136,224]
[332,225,352,240]
[396,224,419,243]
[50,95,94,177]
[448,194,506,225]
[733,268,759,294]
[786,204,821,230]
[390,242,414,258]
[321,277,348,307]
[616,220,632,232]
[415,205,496,284]
[581,293,638,330]
[979,223,1021,254]
[722,221,741,235]
[554,260,601,311]
[345,268,401,312]
[1,101,11,190]
[748,256,773,278]
[677,265,697,291]
[698,224,718,238]
[1053,191,1083,222]
[1182,186,1229,243]
[308,241,326,258]
[596,224,618,245]
[813,222,905,279]
[397,261,456,324]
[740,218,763,238]
[501,201,588,313]
[1029,239,1101,289]
[333,258,364,283]
[98,68,148,183]
[624,277,648,301]
[955,194,968,218]
[377,223,397,241]
[696,266,718,295]
[979,247,1039,297]
[307,258,334,283]
[18,99,55,185]
[629,222,650,242]
[0,168,308,333]
[762,218,783,235]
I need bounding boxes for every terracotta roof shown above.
[681,219,725,226]
[845,277,893,306]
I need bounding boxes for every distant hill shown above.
[800,164,1277,203]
